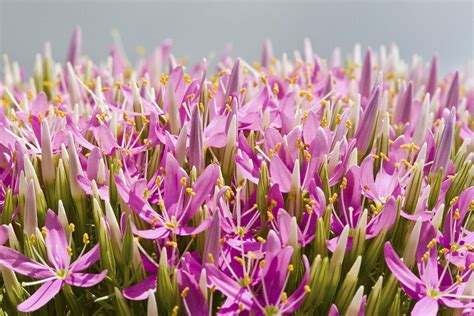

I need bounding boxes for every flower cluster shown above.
[0,27,473,315]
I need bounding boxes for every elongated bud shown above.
[199,269,208,300]
[57,200,69,237]
[1,188,14,225]
[257,161,269,227]
[348,210,367,266]
[431,203,445,232]
[428,168,443,210]
[335,256,362,314]
[147,290,158,316]
[7,224,20,250]
[289,159,301,218]
[394,81,413,124]
[105,199,122,256]
[222,115,237,184]
[426,55,438,95]
[41,120,55,183]
[114,287,132,316]
[412,94,430,145]
[445,71,459,108]
[332,225,349,267]
[189,106,204,173]
[158,249,180,314]
[365,276,383,316]
[359,48,372,99]
[66,62,81,105]
[261,39,274,67]
[24,180,38,237]
[203,211,221,265]
[23,155,47,219]
[404,162,423,215]
[346,286,365,316]
[224,59,241,102]
[123,216,134,267]
[402,217,422,268]
[175,124,188,166]
[67,132,84,198]
[432,108,455,176]
[166,81,180,135]
[67,26,81,66]
[355,86,380,154]
[99,217,116,279]
[1,265,24,306]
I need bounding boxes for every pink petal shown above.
[17,279,63,312]
[45,209,70,270]
[66,271,107,287]
[384,242,426,297]
[123,275,157,300]
[0,246,53,278]
[70,244,100,272]
[411,296,438,316]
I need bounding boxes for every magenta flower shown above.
[385,242,474,315]
[0,210,107,312]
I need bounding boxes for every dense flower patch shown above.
[0,27,473,315]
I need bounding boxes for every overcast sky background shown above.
[0,0,473,75]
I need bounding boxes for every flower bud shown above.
[403,162,423,215]
[346,285,365,316]
[99,217,116,279]
[147,290,158,316]
[0,265,24,306]
[114,287,132,316]
[402,216,422,269]
[158,249,180,314]
[335,256,362,314]
[365,276,383,316]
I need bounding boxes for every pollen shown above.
[181,287,190,298]
[83,233,90,245]
[281,292,288,304]
[165,241,178,248]
[288,264,294,272]
[304,285,311,293]
[69,223,75,232]
[180,177,187,187]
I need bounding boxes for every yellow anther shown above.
[240,88,247,94]
[304,285,311,293]
[451,244,458,252]
[243,274,252,286]
[184,74,192,84]
[453,208,460,220]
[160,74,169,86]
[427,238,437,249]
[450,196,458,206]
[180,177,187,187]
[67,247,73,256]
[83,233,90,245]
[27,91,33,100]
[234,256,245,266]
[320,117,328,128]
[68,223,75,233]
[288,264,294,272]
[208,253,215,264]
[320,99,329,107]
[303,150,312,162]
[456,274,462,285]
[340,177,348,190]
[458,266,466,272]
[401,159,412,168]
[273,83,279,95]
[186,187,196,196]
[335,114,342,125]
[165,221,177,230]
[421,251,429,263]
[41,227,47,238]
[165,241,178,248]
[181,287,190,298]
[281,292,288,304]
[299,90,313,102]
[171,306,179,316]
[158,199,165,211]
[235,226,246,237]
[469,263,474,270]
[266,211,274,222]
[330,193,338,204]
[380,153,389,162]
[257,236,266,243]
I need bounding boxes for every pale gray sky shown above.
[1,0,473,74]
